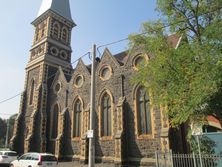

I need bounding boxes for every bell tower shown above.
[29,0,75,72]
[10,0,75,154]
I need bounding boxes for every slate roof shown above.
[70,34,182,74]
[114,51,128,65]
[37,0,73,23]
[167,33,182,49]
[64,74,72,82]
[112,34,181,65]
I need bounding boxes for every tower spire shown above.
[37,0,73,22]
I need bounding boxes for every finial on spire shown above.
[37,0,73,22]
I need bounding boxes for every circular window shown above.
[74,75,84,88]
[133,55,147,70]
[100,65,112,81]
[54,83,61,93]
[50,47,59,56]
[60,51,68,60]
[135,56,144,66]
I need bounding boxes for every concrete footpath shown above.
[58,161,114,167]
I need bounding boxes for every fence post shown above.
[155,151,159,167]
[192,152,197,167]
[197,135,203,167]
[164,150,167,167]
[170,150,173,167]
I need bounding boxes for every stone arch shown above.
[72,96,84,139]
[133,84,154,139]
[50,102,61,139]
[61,26,69,42]
[29,79,35,105]
[35,28,39,42]
[98,89,114,139]
[52,22,60,39]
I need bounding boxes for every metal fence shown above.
[155,151,222,167]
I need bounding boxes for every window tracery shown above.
[52,22,60,39]
[29,80,35,105]
[100,92,112,137]
[73,99,82,138]
[51,103,59,139]
[136,86,152,135]
[61,27,68,42]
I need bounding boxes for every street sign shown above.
[87,130,94,138]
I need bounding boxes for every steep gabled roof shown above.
[99,48,121,67]
[167,33,182,49]
[76,59,91,76]
[113,51,129,66]
[86,64,92,74]
[37,0,73,23]
[64,74,72,82]
[50,66,68,88]
[70,59,91,83]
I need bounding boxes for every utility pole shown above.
[88,44,96,167]
[5,119,9,148]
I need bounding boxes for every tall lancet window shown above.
[73,99,82,138]
[136,87,152,135]
[41,25,45,38]
[52,23,60,38]
[51,104,59,139]
[35,28,39,42]
[61,27,68,42]
[101,93,112,137]
[29,80,35,105]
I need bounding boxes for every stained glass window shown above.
[137,87,152,135]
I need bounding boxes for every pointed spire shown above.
[37,0,73,22]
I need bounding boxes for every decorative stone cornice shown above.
[32,10,75,28]
[26,54,72,70]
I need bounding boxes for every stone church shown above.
[10,0,183,166]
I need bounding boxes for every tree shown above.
[0,118,7,147]
[8,114,17,144]
[129,0,222,127]
[189,135,216,154]
[0,114,17,148]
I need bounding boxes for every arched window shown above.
[136,87,152,135]
[51,104,59,139]
[52,23,60,38]
[29,80,35,105]
[101,93,112,137]
[41,26,45,38]
[61,27,68,42]
[73,99,82,138]
[35,28,39,42]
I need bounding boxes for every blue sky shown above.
[0,0,158,119]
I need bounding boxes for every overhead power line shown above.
[0,93,23,104]
[0,6,221,105]
[0,51,91,105]
[97,6,222,56]
[47,51,90,80]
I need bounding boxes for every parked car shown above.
[0,150,18,165]
[10,152,58,167]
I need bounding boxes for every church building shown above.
[10,0,182,166]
